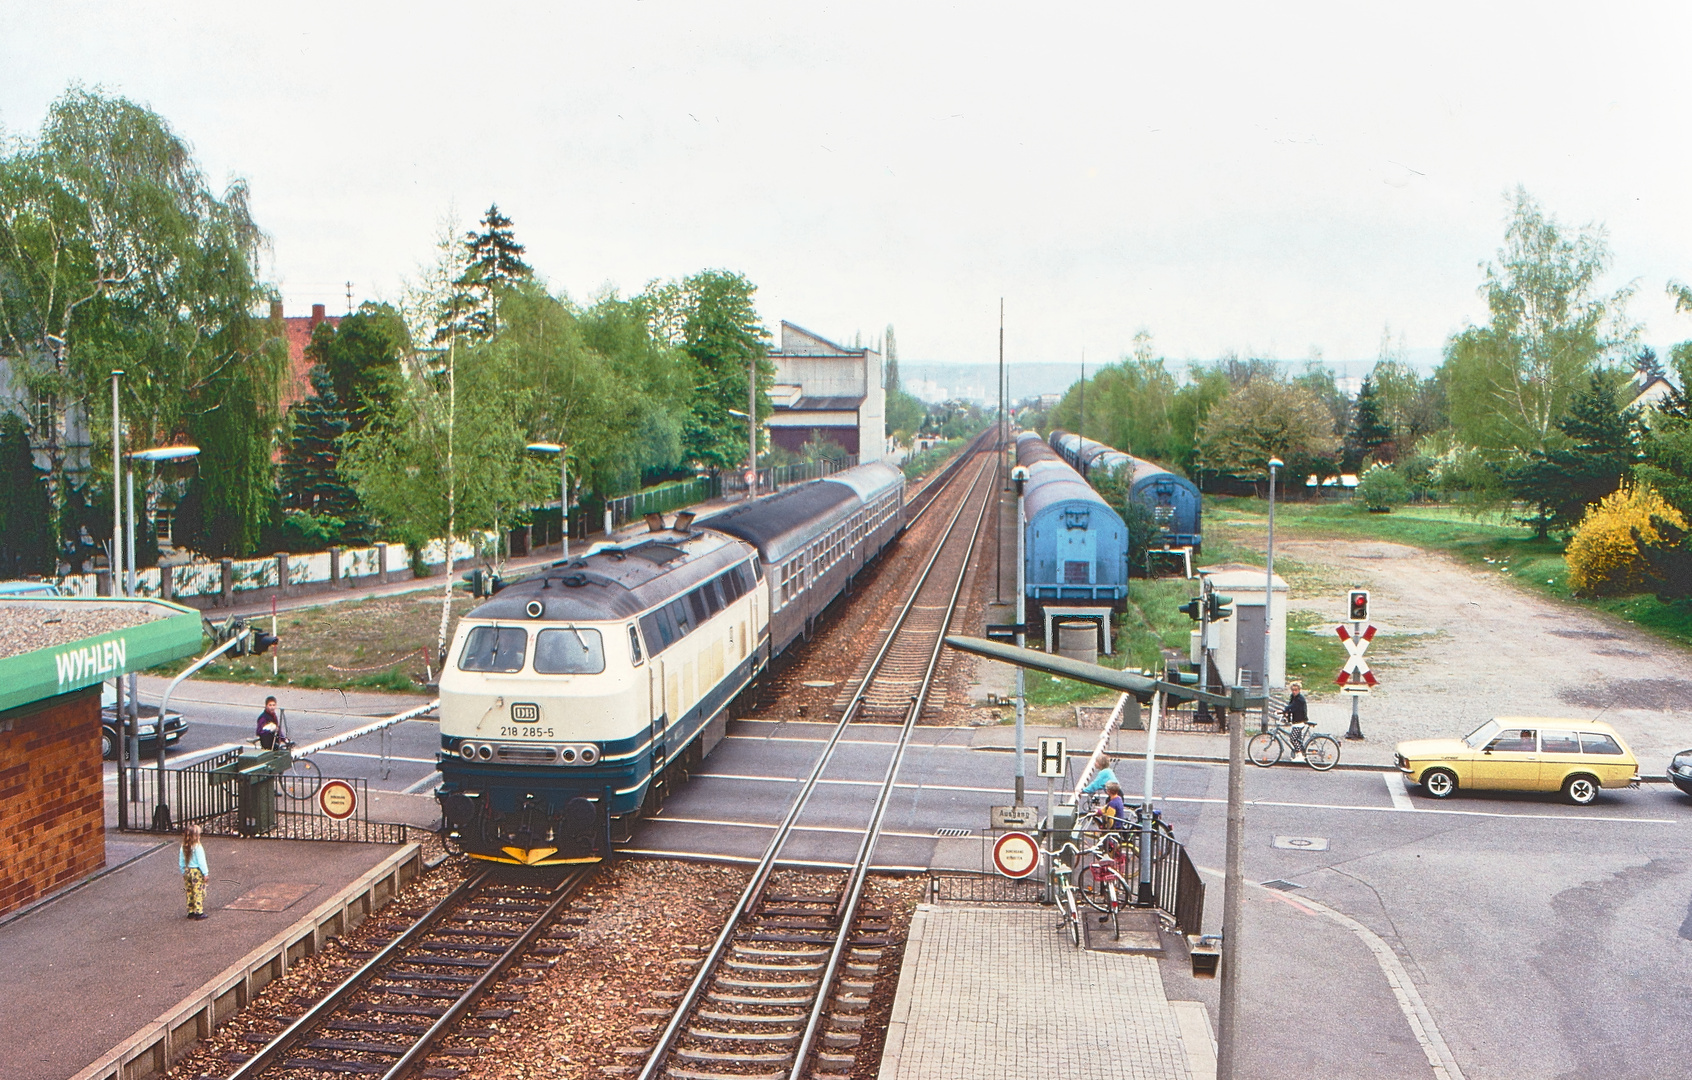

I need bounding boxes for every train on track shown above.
[1015,432,1128,612]
[435,461,906,866]
[1047,429,1203,551]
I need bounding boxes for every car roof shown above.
[1493,717,1620,734]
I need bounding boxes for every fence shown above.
[117,760,410,845]
[605,475,719,532]
[930,823,1205,937]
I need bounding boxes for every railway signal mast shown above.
[1336,589,1374,740]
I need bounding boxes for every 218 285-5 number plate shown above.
[511,703,540,721]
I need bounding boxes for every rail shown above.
[228,866,593,1080]
[636,448,997,1080]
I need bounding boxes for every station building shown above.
[0,596,201,918]
[767,322,886,462]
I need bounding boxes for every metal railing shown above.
[605,475,720,532]
[118,763,409,844]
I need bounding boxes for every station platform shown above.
[2,833,421,1080]
[880,905,1216,1080]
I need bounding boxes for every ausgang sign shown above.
[0,599,203,714]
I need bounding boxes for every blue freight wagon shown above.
[1015,432,1128,608]
[1048,430,1202,551]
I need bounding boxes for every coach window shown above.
[628,624,645,665]
[534,628,606,674]
[459,626,528,672]
[669,598,693,638]
[640,612,670,654]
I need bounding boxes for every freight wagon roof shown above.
[1024,473,1120,524]
[1016,432,1061,466]
[703,476,861,563]
[468,532,752,623]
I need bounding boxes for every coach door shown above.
[650,659,668,773]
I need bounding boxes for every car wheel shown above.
[101,727,116,761]
[1422,768,1458,799]
[1563,774,1600,806]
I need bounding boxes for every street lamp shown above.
[130,445,200,796]
[527,442,569,557]
[1264,457,1282,734]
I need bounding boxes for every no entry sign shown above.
[992,831,1039,878]
[319,779,358,820]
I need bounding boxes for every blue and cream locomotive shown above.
[436,462,905,865]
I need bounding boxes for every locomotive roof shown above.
[466,531,753,623]
[704,462,900,563]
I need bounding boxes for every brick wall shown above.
[0,688,105,918]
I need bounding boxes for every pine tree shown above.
[454,204,535,339]
[0,412,53,576]
[280,365,356,517]
[1344,376,1393,469]
[1507,371,1639,535]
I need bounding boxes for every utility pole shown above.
[1079,351,1085,443]
[345,280,354,316]
[1264,458,1282,732]
[995,298,1004,603]
[1217,697,1246,1077]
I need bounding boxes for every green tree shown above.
[1344,375,1394,468]
[881,323,926,441]
[1504,370,1639,536]
[1169,365,1231,474]
[1196,378,1341,483]
[646,270,772,471]
[280,363,354,517]
[0,412,53,575]
[456,204,533,339]
[1442,189,1632,456]
[0,87,286,557]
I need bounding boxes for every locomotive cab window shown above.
[628,624,645,665]
[534,628,606,674]
[459,626,528,672]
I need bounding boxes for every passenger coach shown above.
[436,461,905,866]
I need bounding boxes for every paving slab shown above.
[880,904,1197,1080]
[1,833,407,1080]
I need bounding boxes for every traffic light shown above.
[1206,593,1233,621]
[1178,597,1202,620]
[250,629,279,655]
[1348,589,1370,622]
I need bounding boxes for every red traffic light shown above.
[1347,589,1369,622]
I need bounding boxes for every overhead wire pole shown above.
[995,298,1004,603]
[1264,457,1282,732]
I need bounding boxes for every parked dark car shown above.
[101,681,187,760]
[1668,750,1692,796]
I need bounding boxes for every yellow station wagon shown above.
[1395,718,1640,805]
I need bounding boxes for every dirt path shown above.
[1278,537,1692,764]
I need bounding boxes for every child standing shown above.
[180,823,208,920]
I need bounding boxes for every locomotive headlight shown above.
[460,744,476,760]
[560,747,577,763]
[477,744,493,760]
[579,746,598,764]
[526,599,545,618]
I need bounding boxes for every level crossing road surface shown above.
[106,679,443,801]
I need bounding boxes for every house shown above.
[766,322,886,461]
[273,301,342,411]
[1628,371,1677,414]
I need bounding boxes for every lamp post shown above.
[1264,457,1282,733]
[527,443,569,557]
[110,372,126,827]
[130,445,200,799]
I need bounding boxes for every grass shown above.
[152,591,478,692]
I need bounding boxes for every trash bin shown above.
[1188,933,1222,978]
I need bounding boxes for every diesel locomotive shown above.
[436,462,905,865]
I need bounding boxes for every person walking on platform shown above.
[180,824,208,920]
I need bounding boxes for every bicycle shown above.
[1076,833,1134,940]
[1043,841,1085,948]
[1248,721,1340,771]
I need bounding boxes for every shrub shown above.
[1565,485,1688,596]
[1355,463,1410,511]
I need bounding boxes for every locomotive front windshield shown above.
[534,628,606,674]
[459,626,527,672]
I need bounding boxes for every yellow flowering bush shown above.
[1565,485,1687,596]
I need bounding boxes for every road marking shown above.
[401,771,441,795]
[1384,771,1416,811]
[1200,865,1467,1080]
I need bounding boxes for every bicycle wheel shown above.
[1304,735,1341,771]
[1076,864,1113,912]
[1104,879,1123,939]
[278,756,323,800]
[1247,732,1283,767]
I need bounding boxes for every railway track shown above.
[225,866,593,1080]
[636,447,998,1080]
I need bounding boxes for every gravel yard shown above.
[0,600,166,659]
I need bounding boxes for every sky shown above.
[5,2,1692,378]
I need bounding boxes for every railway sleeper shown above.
[686,1027,801,1044]
[695,1009,804,1026]
[832,995,870,1012]
[723,958,824,973]
[733,944,825,958]
[664,1068,785,1080]
[712,976,820,991]
[367,984,467,999]
[673,1047,792,1065]
[282,1058,393,1075]
[822,1031,861,1049]
[325,1019,432,1035]
[706,992,811,1007]
[305,1038,409,1054]
[816,1052,857,1071]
